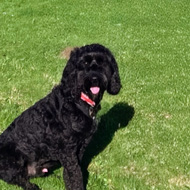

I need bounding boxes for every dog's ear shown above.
[61,47,80,84]
[106,52,121,95]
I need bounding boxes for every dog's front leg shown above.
[61,154,84,190]
[78,134,94,163]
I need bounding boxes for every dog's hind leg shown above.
[0,146,40,190]
[0,160,40,190]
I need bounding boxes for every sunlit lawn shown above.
[0,0,190,189]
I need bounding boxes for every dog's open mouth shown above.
[90,87,100,95]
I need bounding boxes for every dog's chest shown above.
[69,113,93,133]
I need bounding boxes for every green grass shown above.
[0,0,190,189]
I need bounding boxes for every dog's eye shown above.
[96,56,103,63]
[85,55,92,63]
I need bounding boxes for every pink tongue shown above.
[90,87,100,95]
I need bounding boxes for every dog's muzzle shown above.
[84,73,107,95]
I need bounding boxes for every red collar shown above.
[80,92,95,107]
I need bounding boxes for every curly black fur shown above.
[0,44,121,190]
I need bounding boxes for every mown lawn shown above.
[0,0,190,189]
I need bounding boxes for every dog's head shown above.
[61,44,121,106]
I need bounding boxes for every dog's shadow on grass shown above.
[82,102,135,187]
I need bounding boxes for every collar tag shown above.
[81,92,95,107]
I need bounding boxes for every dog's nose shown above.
[92,76,98,85]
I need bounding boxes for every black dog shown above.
[0,44,121,190]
